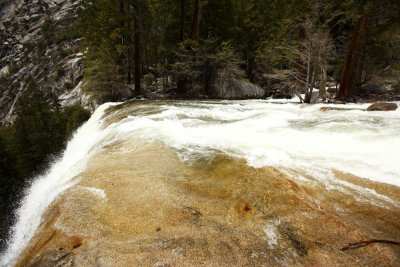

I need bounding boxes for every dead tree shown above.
[284,19,334,103]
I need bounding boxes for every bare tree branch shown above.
[341,239,400,251]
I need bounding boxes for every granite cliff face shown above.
[0,0,93,125]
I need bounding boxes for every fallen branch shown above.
[340,239,400,251]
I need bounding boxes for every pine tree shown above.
[133,0,141,96]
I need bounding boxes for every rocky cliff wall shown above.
[0,0,93,125]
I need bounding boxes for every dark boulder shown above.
[211,79,265,99]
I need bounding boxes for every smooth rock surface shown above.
[367,102,398,111]
[14,142,400,267]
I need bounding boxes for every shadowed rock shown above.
[211,79,265,99]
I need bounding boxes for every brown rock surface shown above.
[319,106,362,112]
[367,102,398,111]
[14,137,400,266]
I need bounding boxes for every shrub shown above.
[64,81,74,90]
[56,66,65,79]
[62,105,91,139]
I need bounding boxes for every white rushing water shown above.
[111,100,400,187]
[0,103,118,267]
[1,99,399,265]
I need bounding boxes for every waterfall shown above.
[1,99,399,265]
[0,103,117,267]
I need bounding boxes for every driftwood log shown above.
[341,239,400,251]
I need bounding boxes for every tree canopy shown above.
[76,0,400,101]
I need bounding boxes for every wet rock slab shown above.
[15,139,400,266]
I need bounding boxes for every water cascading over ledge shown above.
[1,100,400,266]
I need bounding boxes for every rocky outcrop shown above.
[58,81,95,109]
[211,78,265,99]
[320,107,355,112]
[14,134,400,267]
[367,102,398,111]
[0,0,93,125]
[358,74,400,102]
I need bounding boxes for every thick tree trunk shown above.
[303,52,312,103]
[176,0,202,96]
[338,14,369,101]
[133,0,141,97]
[126,7,133,84]
[127,46,133,84]
[179,0,186,41]
[191,0,202,40]
[304,66,315,104]
[145,39,149,72]
[118,0,126,83]
[353,16,368,94]
[319,67,327,100]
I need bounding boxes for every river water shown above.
[1,100,400,266]
[103,100,400,186]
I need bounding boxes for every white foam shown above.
[263,224,278,248]
[113,100,400,187]
[77,186,107,199]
